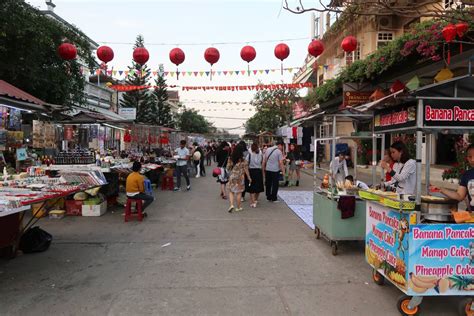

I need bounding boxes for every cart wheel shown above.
[331,242,338,256]
[459,298,474,316]
[372,269,385,286]
[397,295,420,316]
[314,227,321,239]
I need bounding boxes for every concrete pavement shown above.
[0,169,461,315]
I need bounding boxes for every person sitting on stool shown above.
[126,161,154,213]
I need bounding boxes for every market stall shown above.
[309,110,377,255]
[357,74,474,315]
[0,168,107,257]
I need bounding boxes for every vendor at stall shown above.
[126,161,155,211]
[329,152,348,184]
[380,141,416,195]
[436,143,474,211]
[345,175,369,190]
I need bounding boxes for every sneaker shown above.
[235,207,243,212]
[186,185,191,191]
[228,205,234,213]
[272,200,280,203]
[195,175,200,178]
[241,197,245,202]
[173,187,180,191]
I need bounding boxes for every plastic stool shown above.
[144,179,153,196]
[161,175,174,191]
[124,198,143,222]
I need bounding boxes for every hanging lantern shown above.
[341,36,358,53]
[97,46,114,63]
[455,22,469,54]
[390,80,405,93]
[169,48,185,80]
[308,40,324,58]
[58,43,77,60]
[133,47,149,65]
[240,45,256,75]
[442,24,457,64]
[204,47,220,80]
[274,43,290,75]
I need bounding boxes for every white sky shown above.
[27,0,316,134]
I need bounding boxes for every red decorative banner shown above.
[109,82,313,92]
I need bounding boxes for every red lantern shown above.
[274,43,290,74]
[133,47,149,65]
[390,80,405,93]
[97,46,114,63]
[240,45,256,75]
[169,48,185,80]
[204,47,220,80]
[308,40,324,58]
[456,22,469,53]
[341,36,358,53]
[442,24,457,64]
[58,43,77,60]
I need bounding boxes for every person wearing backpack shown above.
[262,141,285,202]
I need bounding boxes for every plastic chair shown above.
[124,198,143,222]
[161,175,174,190]
[144,179,153,196]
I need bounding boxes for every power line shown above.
[202,116,249,120]
[98,37,310,47]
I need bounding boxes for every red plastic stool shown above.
[124,198,143,222]
[161,175,174,191]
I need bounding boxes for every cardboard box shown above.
[81,201,107,216]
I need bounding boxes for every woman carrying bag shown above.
[246,143,264,208]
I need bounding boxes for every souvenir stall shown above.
[357,74,474,315]
[307,109,377,255]
[0,168,107,257]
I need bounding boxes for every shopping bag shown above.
[19,226,53,253]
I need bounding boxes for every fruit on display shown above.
[389,271,407,286]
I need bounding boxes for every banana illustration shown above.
[410,274,437,289]
[408,279,428,293]
[414,275,438,285]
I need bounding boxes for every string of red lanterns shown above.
[58,24,470,71]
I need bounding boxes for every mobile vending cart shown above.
[358,73,474,315]
[309,110,379,255]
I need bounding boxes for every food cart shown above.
[357,73,474,315]
[308,110,378,255]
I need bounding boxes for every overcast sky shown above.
[27,0,315,134]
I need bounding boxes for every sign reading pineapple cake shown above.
[365,202,411,291]
[408,224,474,296]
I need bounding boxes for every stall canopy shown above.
[0,80,49,112]
[412,74,474,99]
[59,106,131,123]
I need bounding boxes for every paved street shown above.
[0,170,461,315]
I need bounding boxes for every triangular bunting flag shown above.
[95,69,101,75]
[253,70,258,75]
[240,70,246,75]
[170,72,175,77]
[141,70,145,76]
[164,72,169,76]
[124,71,129,76]
[112,70,117,76]
[229,71,234,75]
[223,71,228,75]
[288,68,294,73]
[271,69,276,72]
[182,72,186,76]
[205,71,210,76]
[235,71,239,76]
[119,70,123,76]
[199,71,204,76]
[212,71,216,76]
[264,70,269,74]
[217,71,222,75]
[187,71,192,76]
[152,71,157,76]
[194,71,198,76]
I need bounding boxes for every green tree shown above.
[176,108,213,134]
[120,35,154,124]
[0,0,95,107]
[245,86,300,134]
[153,74,174,127]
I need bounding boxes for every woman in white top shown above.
[330,152,349,185]
[380,141,417,195]
[246,143,264,208]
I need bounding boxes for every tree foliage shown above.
[0,0,96,106]
[245,87,300,134]
[120,35,155,124]
[176,108,214,134]
[153,74,174,127]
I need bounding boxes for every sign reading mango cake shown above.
[408,224,474,296]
